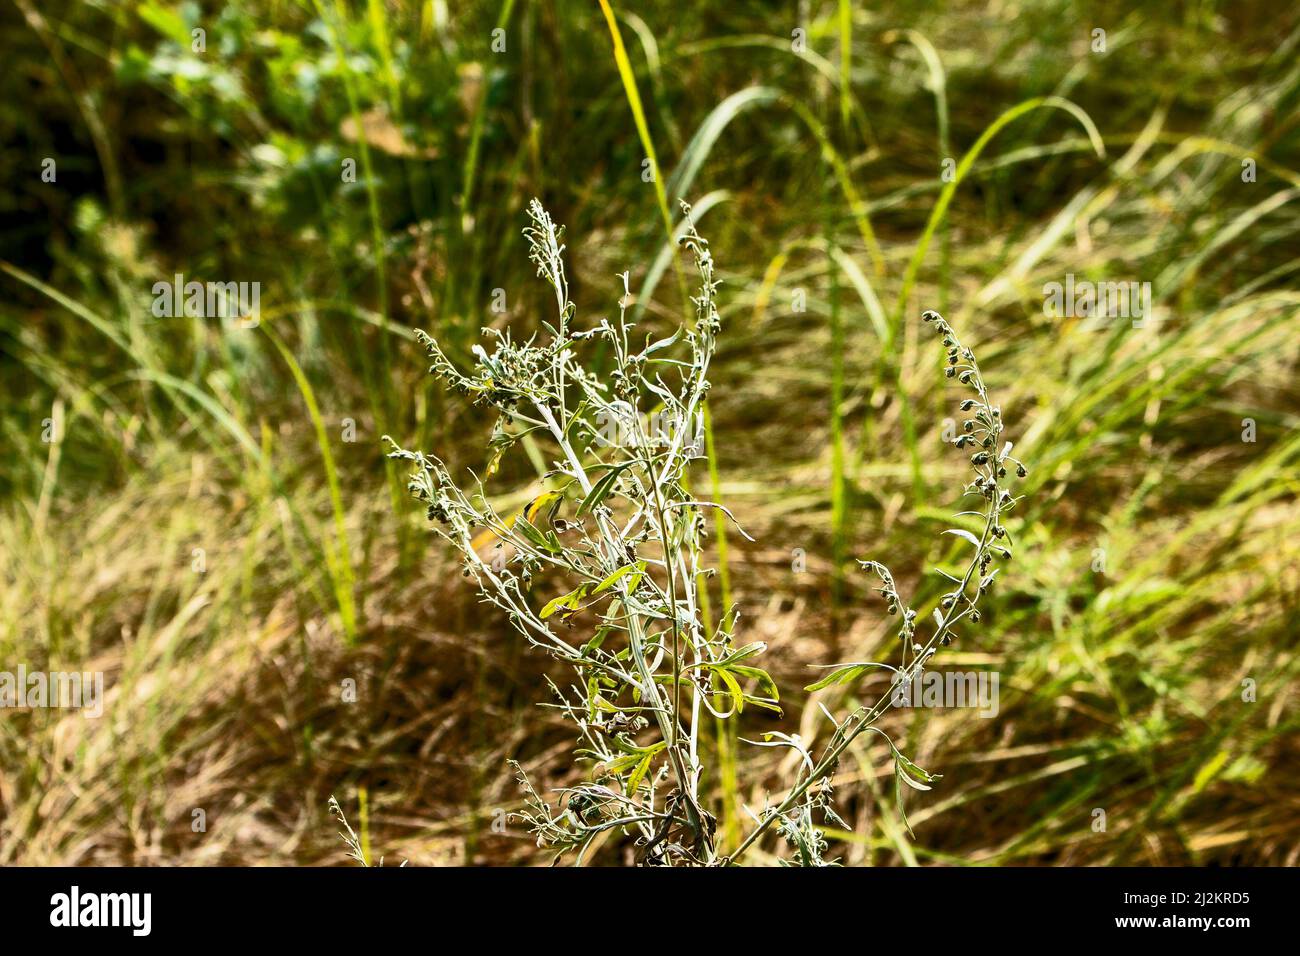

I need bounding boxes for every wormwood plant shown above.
[385,201,1026,866]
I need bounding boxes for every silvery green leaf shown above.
[944,528,982,548]
[641,327,681,357]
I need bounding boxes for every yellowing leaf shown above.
[524,490,563,524]
[540,584,590,619]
